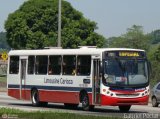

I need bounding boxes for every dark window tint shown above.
[28,56,35,74]
[157,84,160,90]
[9,56,19,74]
[48,56,61,75]
[77,55,91,75]
[35,56,48,74]
[63,55,76,75]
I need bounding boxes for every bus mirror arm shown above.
[99,61,103,75]
[147,61,152,78]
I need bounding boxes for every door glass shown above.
[93,60,100,104]
[21,60,26,80]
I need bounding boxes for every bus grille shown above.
[116,93,139,97]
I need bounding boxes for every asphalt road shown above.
[0,92,160,119]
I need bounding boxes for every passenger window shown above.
[48,56,61,75]
[35,56,48,74]
[28,56,35,74]
[63,55,76,75]
[77,55,91,75]
[9,56,19,74]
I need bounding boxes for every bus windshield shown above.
[103,58,149,86]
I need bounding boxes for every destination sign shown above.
[105,51,145,58]
[119,52,139,57]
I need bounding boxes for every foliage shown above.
[108,25,150,51]
[0,76,6,83]
[0,32,10,51]
[148,45,160,86]
[150,30,160,44]
[5,0,105,49]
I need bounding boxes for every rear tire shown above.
[31,89,48,107]
[152,97,159,107]
[32,90,40,106]
[119,105,131,112]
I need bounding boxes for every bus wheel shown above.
[81,93,94,111]
[152,97,159,107]
[31,90,40,106]
[119,105,131,112]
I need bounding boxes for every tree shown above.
[108,36,126,48]
[5,0,105,49]
[148,45,160,86]
[124,25,150,50]
[0,32,10,51]
[150,30,160,44]
[108,25,150,51]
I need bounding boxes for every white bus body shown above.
[7,47,150,111]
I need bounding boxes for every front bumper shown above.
[101,94,149,106]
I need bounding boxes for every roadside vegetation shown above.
[0,76,7,91]
[0,76,6,83]
[0,108,121,119]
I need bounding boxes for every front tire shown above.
[152,97,159,107]
[81,93,94,111]
[119,105,131,112]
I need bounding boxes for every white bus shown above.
[7,47,150,111]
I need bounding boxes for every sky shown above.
[0,0,160,38]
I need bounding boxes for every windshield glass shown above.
[103,58,148,86]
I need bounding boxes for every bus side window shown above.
[48,56,61,75]
[77,55,91,76]
[63,55,76,75]
[9,56,19,74]
[35,56,48,75]
[28,56,35,74]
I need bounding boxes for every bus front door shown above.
[93,59,101,105]
[20,59,27,100]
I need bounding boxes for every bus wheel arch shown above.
[31,88,48,107]
[79,90,87,102]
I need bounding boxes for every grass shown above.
[0,76,7,91]
[0,76,7,83]
[0,108,121,119]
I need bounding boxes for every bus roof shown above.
[8,48,145,56]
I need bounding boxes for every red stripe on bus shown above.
[8,89,93,105]
[8,89,20,99]
[39,90,79,103]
